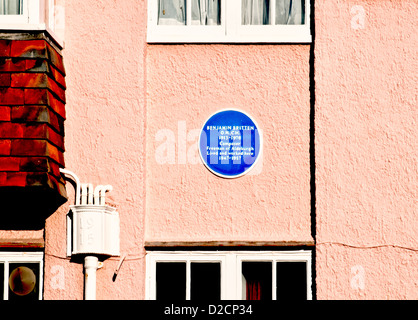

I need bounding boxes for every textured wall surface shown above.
[35,0,417,300]
[44,0,147,299]
[145,44,313,244]
[315,0,417,299]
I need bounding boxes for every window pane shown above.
[156,262,186,300]
[276,0,304,25]
[191,0,221,25]
[276,262,307,300]
[0,0,22,15]
[191,262,221,300]
[8,263,39,300]
[158,0,186,25]
[242,262,272,300]
[242,0,269,25]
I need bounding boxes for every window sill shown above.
[147,33,312,44]
[145,240,315,248]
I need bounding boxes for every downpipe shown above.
[84,256,103,300]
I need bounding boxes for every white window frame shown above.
[0,0,63,47]
[146,250,312,300]
[146,252,228,300]
[0,251,44,300]
[236,251,312,300]
[147,0,311,43]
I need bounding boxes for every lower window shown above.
[240,258,308,300]
[146,250,312,300]
[156,261,222,300]
[0,252,43,300]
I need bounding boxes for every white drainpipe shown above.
[60,169,120,300]
[84,256,101,300]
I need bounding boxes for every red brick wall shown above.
[0,39,67,224]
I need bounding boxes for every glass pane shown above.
[156,262,186,300]
[8,263,39,300]
[158,0,186,25]
[0,263,3,300]
[0,0,22,15]
[276,0,305,25]
[191,262,221,300]
[191,0,221,25]
[242,0,269,25]
[242,262,272,300]
[276,262,307,300]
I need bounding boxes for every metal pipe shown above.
[60,169,81,205]
[84,256,99,300]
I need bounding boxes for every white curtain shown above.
[191,0,220,25]
[158,0,220,25]
[158,0,186,25]
[242,0,269,25]
[0,0,22,15]
[276,0,303,25]
[242,0,304,25]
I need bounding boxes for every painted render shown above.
[0,0,416,300]
[314,0,417,299]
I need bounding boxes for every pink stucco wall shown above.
[44,0,147,299]
[38,0,417,300]
[145,44,313,244]
[315,0,417,299]
[43,0,313,300]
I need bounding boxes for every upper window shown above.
[146,250,312,300]
[0,0,22,14]
[0,0,27,24]
[0,252,43,300]
[0,0,63,47]
[147,0,311,43]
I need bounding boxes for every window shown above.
[238,254,310,300]
[0,0,27,24]
[156,261,222,300]
[146,250,312,300]
[0,0,63,47]
[147,253,227,300]
[0,252,44,300]
[147,0,311,43]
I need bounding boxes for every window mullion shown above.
[304,0,310,26]
[224,253,236,299]
[186,0,192,26]
[27,0,41,25]
[270,0,276,25]
[4,261,9,300]
[306,258,312,300]
[221,0,227,36]
[272,260,277,300]
[186,260,191,300]
[236,255,243,300]
[38,259,44,300]
[225,0,238,39]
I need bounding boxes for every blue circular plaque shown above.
[199,109,262,178]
